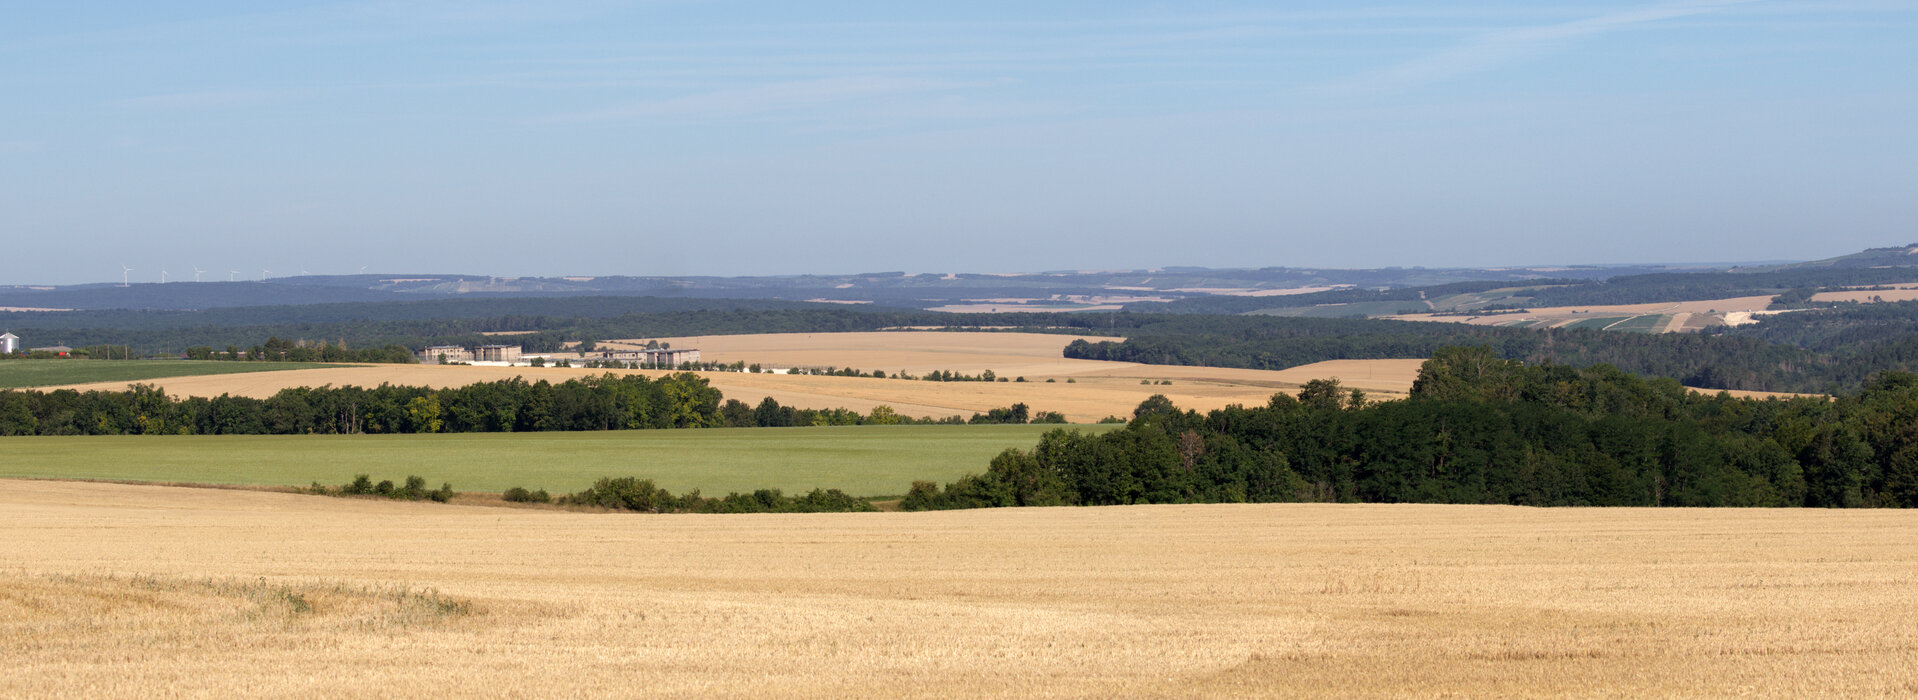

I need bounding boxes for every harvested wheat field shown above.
[39,333,1424,423]
[5,480,1917,697]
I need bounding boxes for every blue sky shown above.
[3,1,1914,284]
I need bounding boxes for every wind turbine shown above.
[260,269,270,282]
[192,265,205,283]
[160,269,168,284]
[120,264,133,288]
[359,265,368,274]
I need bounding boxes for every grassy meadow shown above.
[0,424,1117,496]
[0,359,343,389]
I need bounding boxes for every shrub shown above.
[502,486,552,503]
[900,481,943,511]
[561,477,874,513]
[561,477,673,512]
[398,475,429,500]
[330,474,455,503]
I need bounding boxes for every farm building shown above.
[0,332,17,354]
[647,348,701,366]
[474,344,523,363]
[582,347,703,366]
[417,345,474,364]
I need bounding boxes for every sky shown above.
[3,1,1915,284]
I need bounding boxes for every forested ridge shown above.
[1125,265,1918,314]
[906,347,1918,510]
[1063,317,1833,392]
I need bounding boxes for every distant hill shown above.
[1736,244,1918,272]
[0,264,1719,312]
[17,247,1916,314]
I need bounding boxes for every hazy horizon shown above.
[2,255,1820,289]
[6,1,1914,285]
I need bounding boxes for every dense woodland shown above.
[905,347,1918,510]
[1062,317,1836,392]
[0,373,1046,436]
[1521,267,1918,307]
[1128,264,1918,313]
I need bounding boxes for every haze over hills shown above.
[0,257,1836,313]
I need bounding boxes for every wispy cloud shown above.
[1321,0,1767,94]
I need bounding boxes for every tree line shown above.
[0,373,1062,436]
[905,347,1918,510]
[179,337,417,363]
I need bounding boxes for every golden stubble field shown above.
[5,480,1916,698]
[40,332,1425,423]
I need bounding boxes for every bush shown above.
[329,474,455,503]
[560,476,875,513]
[900,481,944,511]
[561,477,674,512]
[502,486,552,503]
[398,475,429,500]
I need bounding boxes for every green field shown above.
[1563,316,1631,330]
[1252,301,1430,318]
[0,360,347,389]
[0,424,1121,496]
[1605,314,1671,333]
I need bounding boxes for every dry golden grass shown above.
[40,332,1423,423]
[5,479,1917,698]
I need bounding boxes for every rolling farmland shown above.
[0,424,1104,496]
[30,332,1427,423]
[5,480,1915,697]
